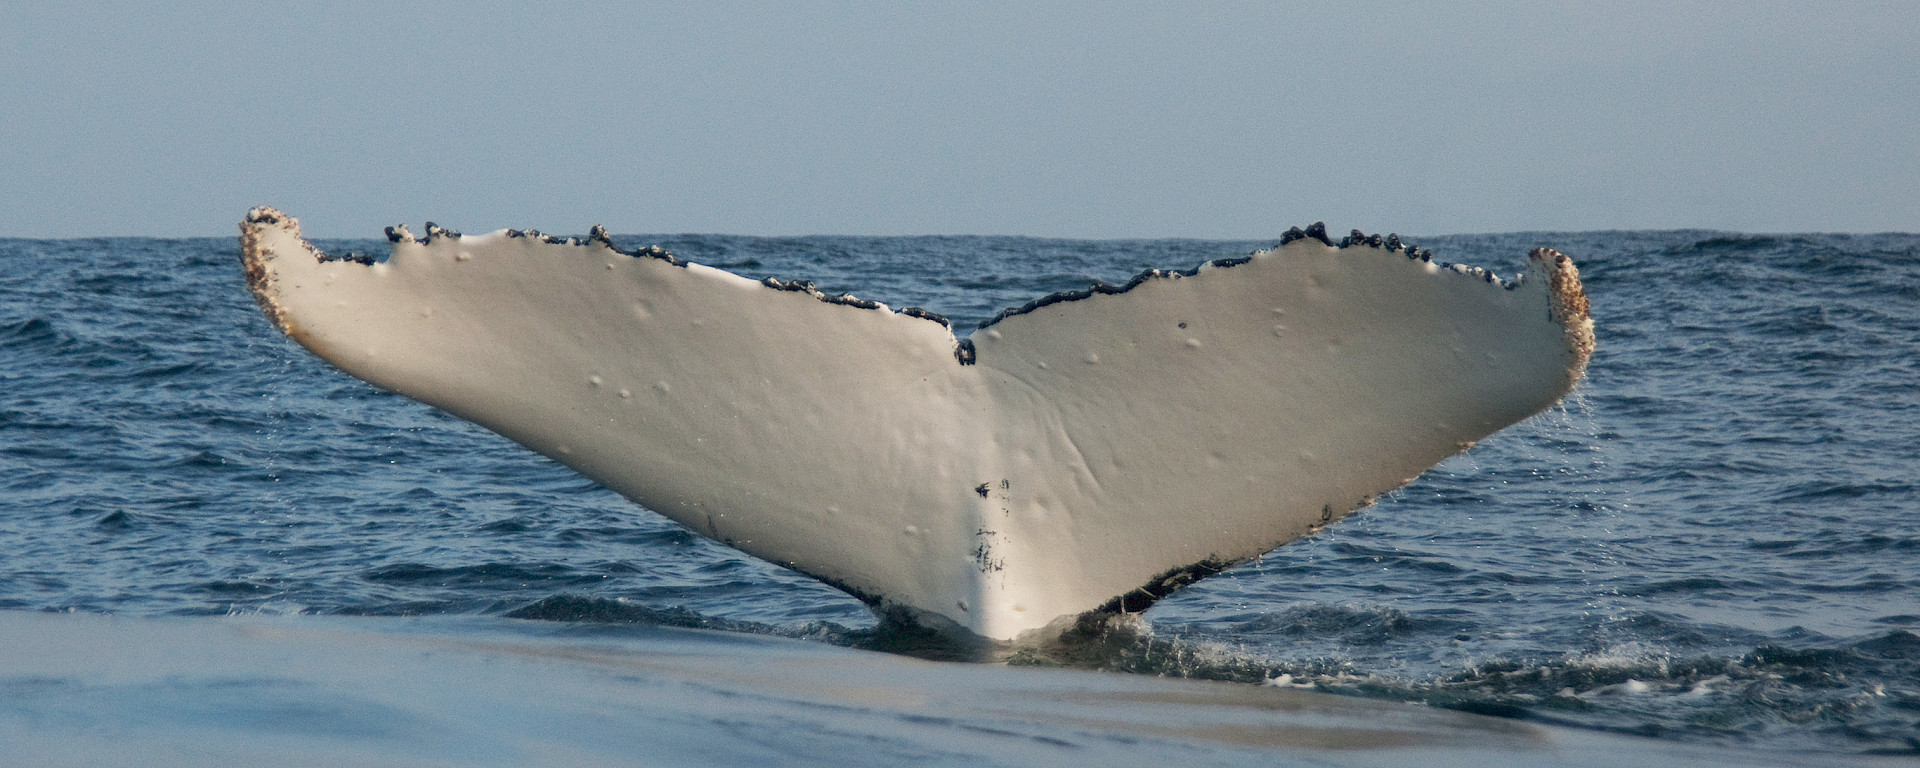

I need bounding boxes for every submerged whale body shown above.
[239,208,1592,641]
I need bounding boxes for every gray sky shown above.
[3,1,1915,239]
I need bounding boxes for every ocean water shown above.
[1,229,1916,756]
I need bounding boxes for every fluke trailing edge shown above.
[239,208,1592,641]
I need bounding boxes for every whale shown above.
[239,207,1591,641]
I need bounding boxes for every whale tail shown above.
[240,208,1590,641]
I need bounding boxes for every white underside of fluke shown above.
[239,208,1592,641]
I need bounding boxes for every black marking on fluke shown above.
[1278,222,1334,247]
[971,529,1005,574]
[1339,229,1385,249]
[824,293,879,309]
[758,276,886,311]
[1097,557,1234,615]
[810,573,886,609]
[973,221,1409,332]
[435,226,959,339]
[508,229,568,245]
[955,338,977,366]
[1328,227,1521,291]
[901,307,950,328]
[974,267,1169,330]
[587,226,687,267]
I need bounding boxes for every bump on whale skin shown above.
[239,207,1591,643]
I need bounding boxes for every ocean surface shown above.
[2,228,1916,757]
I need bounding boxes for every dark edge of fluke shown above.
[1096,557,1236,615]
[269,214,1533,370]
[249,209,1544,372]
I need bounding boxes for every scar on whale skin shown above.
[239,207,1591,644]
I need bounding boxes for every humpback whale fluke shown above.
[239,207,1592,641]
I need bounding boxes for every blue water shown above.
[2,229,1916,754]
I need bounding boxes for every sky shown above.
[2,1,1915,239]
